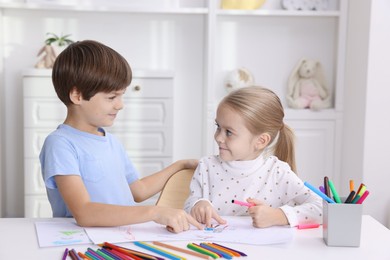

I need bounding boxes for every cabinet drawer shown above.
[24,98,172,128]
[111,128,173,157]
[25,128,172,158]
[286,120,335,186]
[23,75,173,98]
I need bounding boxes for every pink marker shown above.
[231,199,255,207]
[297,223,320,229]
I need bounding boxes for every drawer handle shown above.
[133,85,141,91]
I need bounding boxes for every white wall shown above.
[363,0,390,227]
[342,0,390,227]
[0,8,3,216]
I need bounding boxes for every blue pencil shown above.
[304,181,336,203]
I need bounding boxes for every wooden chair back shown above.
[155,169,194,209]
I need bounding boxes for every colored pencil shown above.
[87,248,105,260]
[99,248,122,260]
[69,248,81,260]
[102,242,158,260]
[85,251,100,260]
[62,248,69,260]
[153,241,213,259]
[134,241,184,260]
[187,243,219,259]
[78,251,92,260]
[105,248,135,260]
[96,249,116,260]
[204,243,240,257]
[211,243,247,257]
[200,243,232,259]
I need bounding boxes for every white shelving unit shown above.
[0,0,348,217]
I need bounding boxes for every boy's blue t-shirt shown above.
[39,124,139,217]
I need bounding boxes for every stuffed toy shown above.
[224,67,254,92]
[34,45,57,69]
[287,58,331,110]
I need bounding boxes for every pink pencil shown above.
[231,199,255,207]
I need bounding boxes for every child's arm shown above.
[247,198,289,228]
[130,159,198,202]
[55,175,203,232]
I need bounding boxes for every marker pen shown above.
[231,199,255,207]
[297,223,320,229]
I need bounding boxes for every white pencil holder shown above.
[323,198,363,247]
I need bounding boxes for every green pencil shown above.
[187,243,219,259]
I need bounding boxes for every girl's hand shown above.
[247,198,288,228]
[153,206,203,233]
[190,200,227,227]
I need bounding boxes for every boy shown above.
[39,40,202,233]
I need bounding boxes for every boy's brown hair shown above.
[52,40,132,106]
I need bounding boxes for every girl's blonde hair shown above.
[220,86,297,173]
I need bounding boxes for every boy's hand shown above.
[247,198,288,228]
[154,207,203,233]
[190,200,227,228]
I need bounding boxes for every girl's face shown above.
[214,104,262,161]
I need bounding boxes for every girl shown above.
[184,86,322,228]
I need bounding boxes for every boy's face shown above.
[214,104,261,161]
[78,89,126,130]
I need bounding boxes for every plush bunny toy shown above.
[34,45,57,69]
[287,58,331,110]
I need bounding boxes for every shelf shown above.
[217,9,340,17]
[285,108,342,120]
[0,2,208,14]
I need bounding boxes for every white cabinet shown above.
[23,69,174,217]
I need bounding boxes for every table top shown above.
[1,215,389,259]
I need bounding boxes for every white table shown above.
[1,215,389,259]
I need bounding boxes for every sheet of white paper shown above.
[84,216,294,245]
[35,221,92,247]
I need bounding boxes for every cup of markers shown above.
[304,179,369,247]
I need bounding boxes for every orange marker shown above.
[349,179,354,192]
